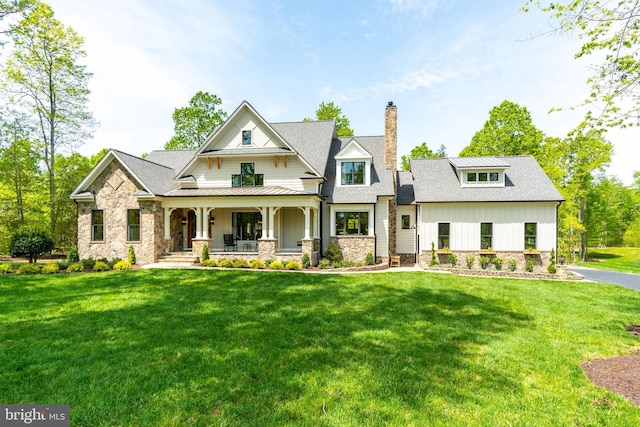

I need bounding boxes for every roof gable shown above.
[334,138,373,160]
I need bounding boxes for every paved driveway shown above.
[569,267,640,291]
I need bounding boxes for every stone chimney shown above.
[385,101,397,172]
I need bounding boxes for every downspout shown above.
[555,201,561,264]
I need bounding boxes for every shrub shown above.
[66,262,84,273]
[365,251,374,266]
[0,263,13,274]
[97,257,109,265]
[264,259,273,268]
[301,253,311,268]
[233,259,248,268]
[67,247,80,263]
[508,259,517,271]
[113,260,131,271]
[218,259,234,268]
[286,261,301,270]
[17,263,40,275]
[340,260,354,268]
[42,262,60,274]
[465,253,475,269]
[479,256,490,269]
[201,244,209,262]
[493,257,503,271]
[269,261,284,270]
[128,245,137,265]
[525,260,535,273]
[9,227,54,263]
[202,259,218,267]
[108,258,122,269]
[81,258,96,270]
[430,242,439,266]
[549,247,556,265]
[57,261,69,270]
[250,259,266,269]
[323,242,342,263]
[547,264,557,274]
[449,253,458,267]
[318,259,330,269]
[93,261,110,272]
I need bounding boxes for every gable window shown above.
[128,209,140,242]
[232,162,264,187]
[525,223,537,249]
[232,212,262,240]
[242,130,252,146]
[467,172,477,182]
[480,222,492,249]
[335,212,369,235]
[341,161,365,185]
[92,210,104,241]
[438,223,450,249]
[401,215,410,230]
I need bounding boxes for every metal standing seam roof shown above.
[448,156,511,169]
[163,186,313,197]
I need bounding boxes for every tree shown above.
[304,101,354,137]
[525,1,640,127]
[400,142,446,170]
[0,0,34,38]
[164,91,227,150]
[3,2,96,240]
[460,100,544,158]
[9,227,53,263]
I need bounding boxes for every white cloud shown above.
[387,0,443,16]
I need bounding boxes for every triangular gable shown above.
[177,101,321,179]
[334,138,373,160]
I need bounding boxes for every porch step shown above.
[158,252,199,263]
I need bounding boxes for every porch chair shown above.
[223,234,237,251]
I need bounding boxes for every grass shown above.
[1,270,640,426]
[578,247,640,274]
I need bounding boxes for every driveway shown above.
[569,267,640,292]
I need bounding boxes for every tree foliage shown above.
[164,91,227,150]
[304,101,354,137]
[526,1,640,127]
[401,142,446,170]
[9,226,53,263]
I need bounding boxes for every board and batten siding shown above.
[419,202,558,252]
[375,198,390,258]
[396,205,416,254]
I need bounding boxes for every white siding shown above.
[214,110,284,150]
[396,205,416,254]
[419,202,558,252]
[375,199,389,257]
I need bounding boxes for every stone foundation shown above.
[422,250,553,273]
[301,238,321,266]
[329,236,375,263]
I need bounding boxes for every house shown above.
[70,101,563,267]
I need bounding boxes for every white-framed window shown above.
[401,215,410,229]
[341,161,365,185]
[92,210,104,241]
[335,211,369,235]
[481,222,492,249]
[438,223,450,249]
[127,209,140,242]
[242,130,252,146]
[525,223,537,249]
[463,170,504,187]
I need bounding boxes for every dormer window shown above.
[450,157,509,188]
[335,139,372,187]
[242,130,252,146]
[341,161,365,185]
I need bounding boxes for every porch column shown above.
[268,207,277,240]
[195,207,202,239]
[201,207,209,240]
[303,206,311,240]
[163,208,172,240]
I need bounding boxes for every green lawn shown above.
[1,270,639,426]
[578,247,640,274]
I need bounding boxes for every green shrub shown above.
[57,261,69,270]
[250,259,266,269]
[0,263,13,274]
[113,260,131,271]
[430,242,438,266]
[93,261,110,272]
[525,260,535,273]
[269,261,284,270]
[17,263,40,275]
[301,253,311,268]
[108,258,122,269]
[67,248,80,263]
[332,261,341,269]
[201,244,209,262]
[449,253,458,267]
[493,257,503,271]
[66,262,84,273]
[547,264,557,274]
[127,245,137,265]
[340,260,354,268]
[365,251,374,265]
[479,256,490,269]
[97,257,109,264]
[233,259,248,268]
[465,253,475,269]
[285,261,301,270]
[202,259,218,267]
[42,262,60,274]
[9,227,54,263]
[81,258,96,269]
[218,259,234,268]
[264,259,273,268]
[323,243,342,263]
[318,259,329,269]
[550,247,556,265]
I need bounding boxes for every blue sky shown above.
[47,0,637,184]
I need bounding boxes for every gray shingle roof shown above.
[397,170,415,205]
[112,150,179,195]
[271,120,335,177]
[410,156,564,203]
[145,150,196,173]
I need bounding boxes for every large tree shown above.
[3,2,96,239]
[0,0,33,37]
[401,142,446,170]
[460,100,544,158]
[164,91,227,150]
[304,101,354,137]
[526,1,640,127]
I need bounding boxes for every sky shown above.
[43,0,638,184]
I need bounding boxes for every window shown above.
[438,223,450,249]
[92,210,104,241]
[525,223,537,249]
[489,172,499,182]
[335,212,369,235]
[480,222,492,249]
[341,161,365,185]
[467,172,477,182]
[127,209,140,241]
[232,162,264,187]
[232,212,262,240]
[242,130,252,145]
[479,172,488,182]
[401,215,410,230]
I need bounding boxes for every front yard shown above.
[1,270,639,426]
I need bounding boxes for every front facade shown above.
[71,101,563,267]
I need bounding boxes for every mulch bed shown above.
[580,325,640,406]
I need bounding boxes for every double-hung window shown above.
[525,223,537,249]
[92,210,104,241]
[335,212,369,235]
[232,163,264,187]
[438,223,450,249]
[341,161,365,185]
[127,209,140,241]
[480,223,492,249]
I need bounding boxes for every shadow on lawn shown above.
[1,270,532,425]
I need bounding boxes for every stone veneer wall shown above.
[330,236,376,263]
[422,250,553,273]
[302,238,321,266]
[385,104,397,258]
